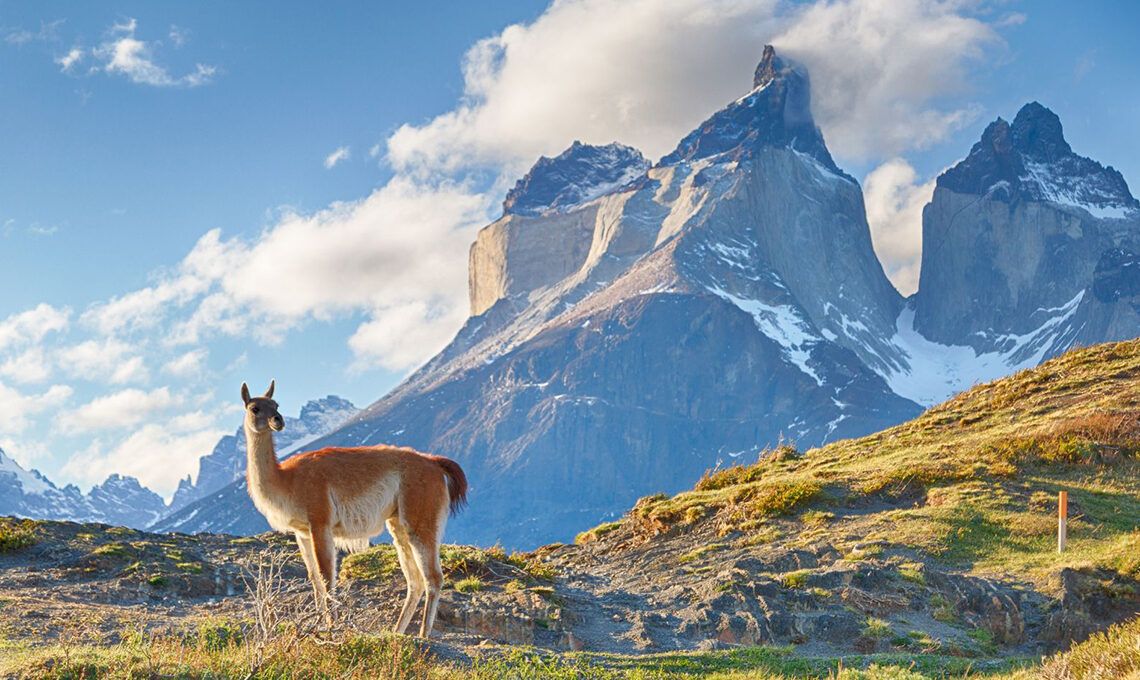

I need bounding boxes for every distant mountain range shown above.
[0,396,358,530]
[6,45,1138,549]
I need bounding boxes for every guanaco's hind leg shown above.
[310,523,337,625]
[409,537,444,637]
[386,517,424,635]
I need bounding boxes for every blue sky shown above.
[0,0,1137,497]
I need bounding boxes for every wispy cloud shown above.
[324,146,351,169]
[93,18,216,88]
[5,19,64,46]
[57,337,148,385]
[55,47,84,71]
[0,304,70,351]
[0,382,72,434]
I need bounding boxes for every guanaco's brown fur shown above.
[240,381,467,636]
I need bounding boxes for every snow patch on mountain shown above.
[1020,161,1136,220]
[882,291,1084,406]
[0,448,52,496]
[707,286,822,385]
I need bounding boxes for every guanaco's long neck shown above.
[244,425,282,496]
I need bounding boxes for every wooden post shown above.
[1058,490,1068,553]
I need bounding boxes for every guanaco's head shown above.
[241,380,284,433]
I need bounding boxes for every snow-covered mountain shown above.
[886,101,1140,406]
[0,447,164,527]
[94,49,1140,550]
[151,46,926,547]
[154,395,358,531]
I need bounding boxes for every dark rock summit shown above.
[502,141,649,217]
[660,45,843,177]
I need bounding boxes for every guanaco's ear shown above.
[241,382,251,405]
[264,379,275,399]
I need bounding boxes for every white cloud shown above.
[0,436,53,468]
[68,386,179,432]
[56,47,84,71]
[0,382,73,433]
[387,0,1003,173]
[348,299,468,371]
[172,177,491,368]
[81,273,206,335]
[62,423,227,497]
[1,347,52,384]
[324,146,351,169]
[162,349,208,378]
[57,337,148,385]
[94,18,216,88]
[863,159,937,296]
[169,25,188,48]
[0,303,70,350]
[772,0,996,159]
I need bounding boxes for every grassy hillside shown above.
[5,339,1140,678]
[610,338,1140,585]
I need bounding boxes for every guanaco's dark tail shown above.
[426,454,468,515]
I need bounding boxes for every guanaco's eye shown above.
[251,406,260,414]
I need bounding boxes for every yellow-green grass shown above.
[0,518,38,552]
[0,631,1037,679]
[341,543,556,586]
[613,339,1140,587]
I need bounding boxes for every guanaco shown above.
[240,380,467,636]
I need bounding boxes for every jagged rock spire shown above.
[659,45,842,175]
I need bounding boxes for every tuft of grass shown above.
[147,575,169,588]
[930,594,957,624]
[897,563,926,586]
[91,542,131,558]
[677,543,727,565]
[452,576,484,593]
[862,617,893,638]
[801,509,835,526]
[0,518,38,552]
[1038,614,1140,679]
[176,561,204,574]
[340,545,401,582]
[574,520,625,545]
[781,569,812,589]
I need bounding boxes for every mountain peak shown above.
[502,142,649,217]
[753,44,796,89]
[1010,101,1072,161]
[659,45,842,175]
[938,102,1137,218]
